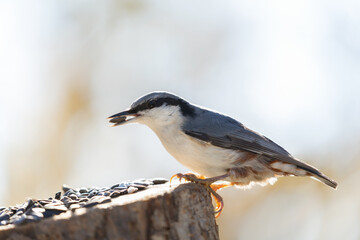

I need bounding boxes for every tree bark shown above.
[0,183,219,240]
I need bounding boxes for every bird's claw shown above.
[205,185,224,218]
[170,172,226,218]
[170,173,203,186]
[169,173,184,186]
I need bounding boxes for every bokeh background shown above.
[1,0,359,239]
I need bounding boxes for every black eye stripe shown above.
[132,97,195,117]
[133,98,176,112]
[155,98,178,107]
[148,100,156,108]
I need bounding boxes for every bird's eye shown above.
[148,100,156,109]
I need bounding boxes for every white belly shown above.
[153,127,239,177]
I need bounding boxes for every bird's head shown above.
[108,91,196,128]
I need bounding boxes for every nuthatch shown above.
[109,92,337,217]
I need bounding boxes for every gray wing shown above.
[183,108,291,157]
[183,108,337,188]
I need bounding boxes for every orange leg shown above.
[170,172,206,185]
[210,181,234,192]
[209,182,234,218]
[170,172,230,218]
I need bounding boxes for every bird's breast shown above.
[151,125,239,177]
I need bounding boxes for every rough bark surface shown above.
[0,183,219,240]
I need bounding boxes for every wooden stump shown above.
[0,183,219,240]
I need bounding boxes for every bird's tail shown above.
[307,169,338,189]
[272,155,338,189]
[293,158,338,189]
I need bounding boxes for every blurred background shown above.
[0,0,359,239]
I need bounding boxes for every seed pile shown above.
[0,178,168,227]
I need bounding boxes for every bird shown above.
[108,91,338,217]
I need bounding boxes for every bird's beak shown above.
[108,110,139,126]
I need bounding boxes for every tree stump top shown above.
[0,183,219,240]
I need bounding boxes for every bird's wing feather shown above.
[183,109,291,157]
[182,109,338,189]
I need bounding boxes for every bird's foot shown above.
[170,173,207,185]
[210,181,234,192]
[170,173,230,218]
[206,187,224,218]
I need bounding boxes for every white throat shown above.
[137,105,185,131]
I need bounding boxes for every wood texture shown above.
[0,183,219,240]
